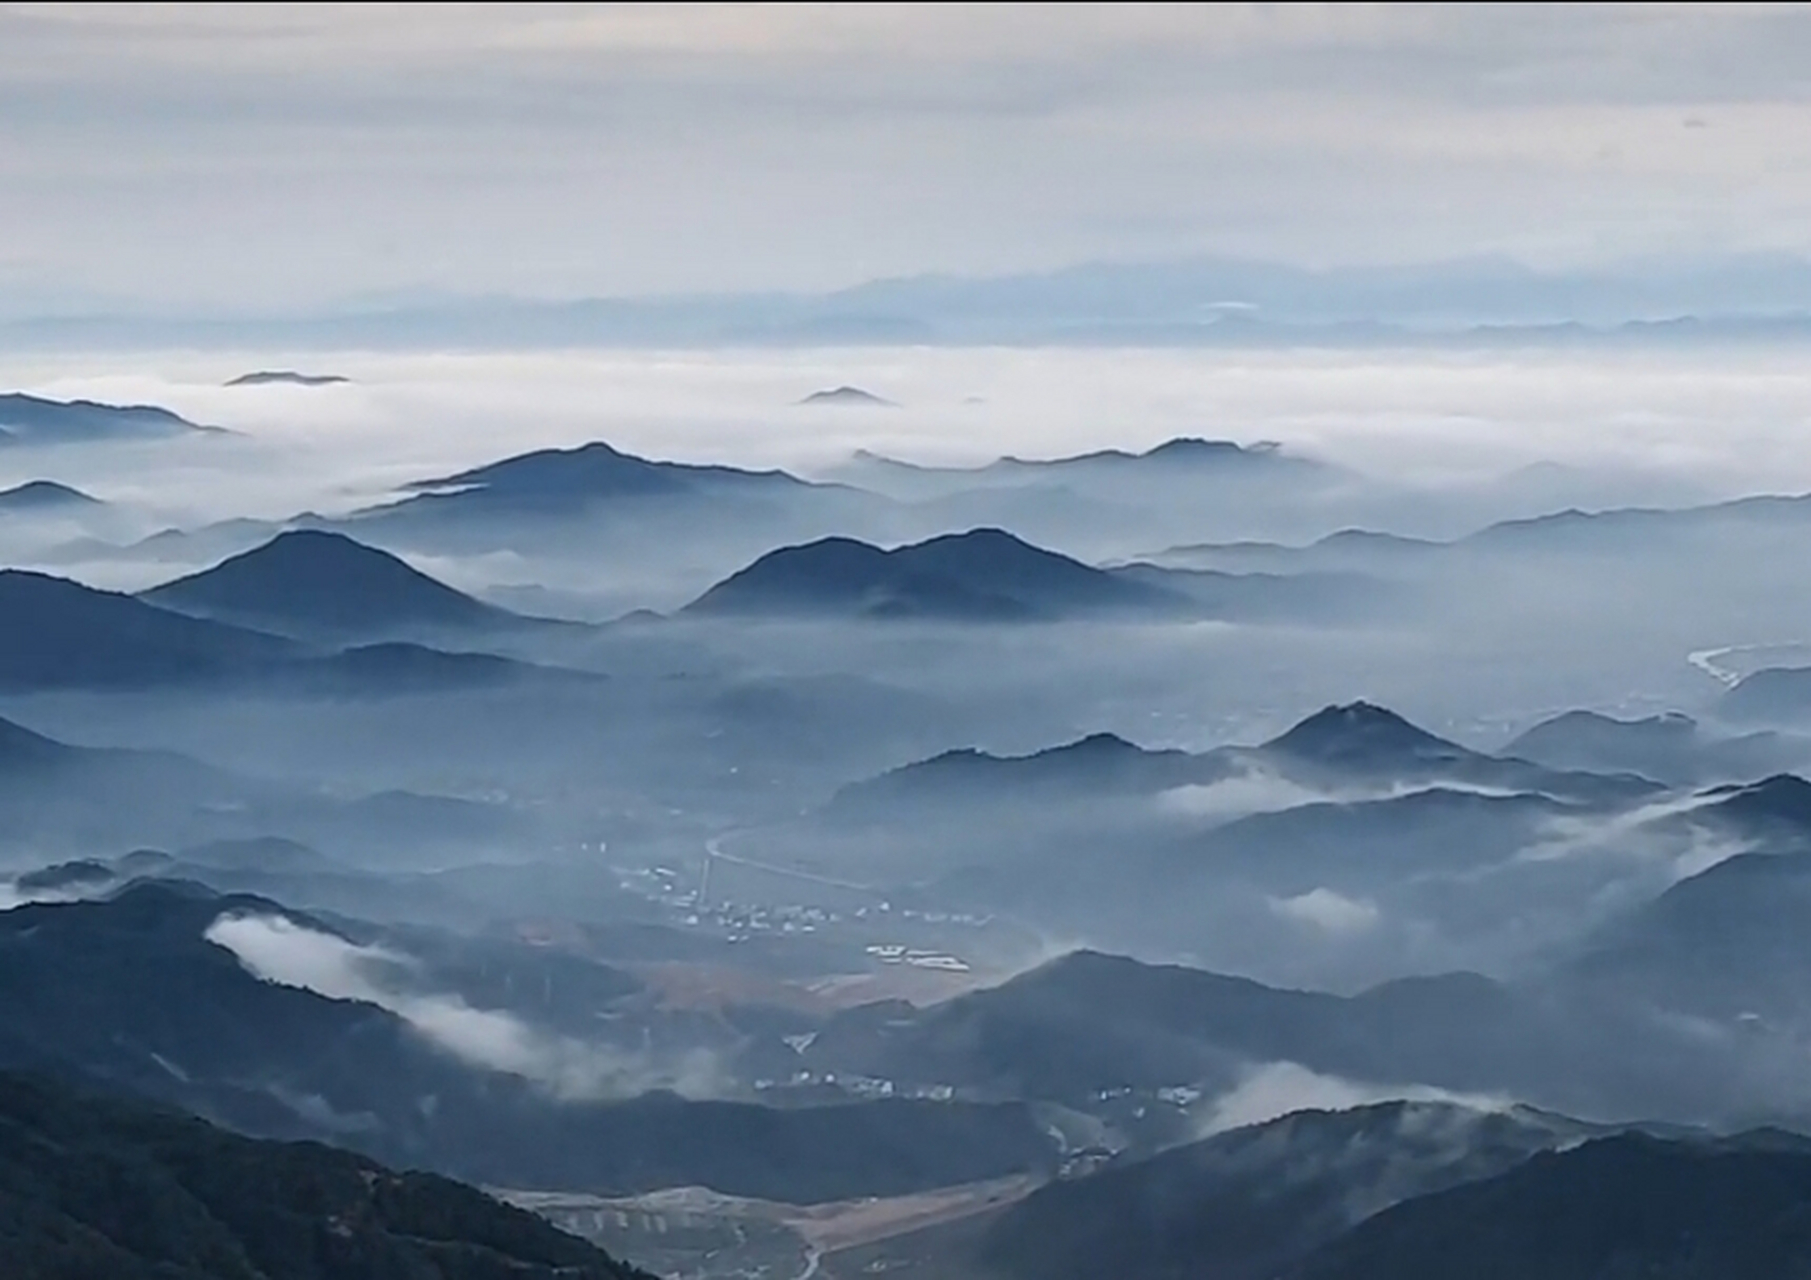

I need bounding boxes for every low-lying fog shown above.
[9,342,1811,540]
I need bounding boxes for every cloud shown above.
[1517,790,1730,864]
[1161,770,1526,825]
[1160,770,1331,819]
[205,912,726,1100]
[1200,1060,1515,1136]
[1268,888,1382,936]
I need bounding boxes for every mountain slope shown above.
[142,529,525,641]
[0,1070,650,1280]
[686,528,1186,620]
[0,570,295,690]
[973,1102,1594,1280]
[0,392,212,443]
[1722,666,1811,724]
[1289,1130,1811,1280]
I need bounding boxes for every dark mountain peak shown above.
[225,369,350,386]
[1142,436,1262,461]
[396,439,810,511]
[405,439,669,497]
[905,526,1086,572]
[1265,701,1469,766]
[0,479,100,510]
[800,385,893,406]
[1036,731,1147,759]
[142,529,508,637]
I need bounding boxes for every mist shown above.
[205,911,729,1101]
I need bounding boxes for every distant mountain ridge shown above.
[0,392,216,444]
[225,369,350,386]
[833,701,1657,818]
[398,439,816,506]
[800,384,892,406]
[686,527,1188,620]
[0,479,100,510]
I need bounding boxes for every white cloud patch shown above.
[1201,1060,1515,1136]
[1268,887,1382,936]
[1160,770,1332,820]
[1517,790,1729,864]
[205,912,726,1101]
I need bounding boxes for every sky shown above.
[4,3,1811,312]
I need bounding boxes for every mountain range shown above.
[686,528,1189,621]
[833,702,1655,818]
[18,251,1811,349]
[0,391,215,444]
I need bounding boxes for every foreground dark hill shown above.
[0,391,214,444]
[0,569,295,689]
[142,529,526,641]
[970,1102,1594,1280]
[687,528,1186,620]
[0,883,1059,1203]
[0,1071,650,1280]
[1288,1130,1811,1280]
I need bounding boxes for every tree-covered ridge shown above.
[0,1071,656,1280]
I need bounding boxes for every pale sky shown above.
[4,2,1811,311]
